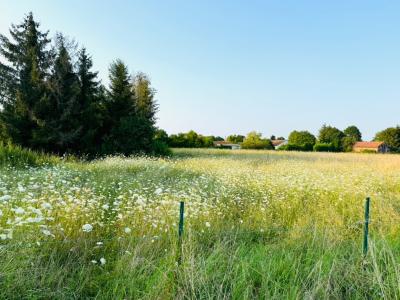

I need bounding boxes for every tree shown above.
[154,129,168,144]
[318,125,344,151]
[227,134,245,144]
[241,131,273,150]
[288,130,316,151]
[342,125,362,152]
[34,34,81,153]
[0,12,52,148]
[374,126,400,152]
[130,72,158,153]
[102,60,137,155]
[344,125,362,141]
[134,72,157,123]
[75,47,105,155]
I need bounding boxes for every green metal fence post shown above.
[363,197,370,255]
[178,201,185,265]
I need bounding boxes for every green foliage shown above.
[75,48,105,155]
[374,126,400,152]
[0,13,168,157]
[342,136,357,152]
[279,143,312,151]
[341,125,362,152]
[227,134,245,144]
[168,130,220,148]
[288,130,316,151]
[344,125,362,141]
[313,143,336,152]
[34,34,81,153]
[154,129,169,144]
[0,142,60,167]
[0,12,52,148]
[318,125,344,151]
[241,131,273,150]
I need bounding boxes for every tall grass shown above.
[1,149,400,298]
[0,142,60,167]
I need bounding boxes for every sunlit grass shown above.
[1,148,400,298]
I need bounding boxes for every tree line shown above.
[165,125,400,153]
[0,13,168,156]
[284,125,400,152]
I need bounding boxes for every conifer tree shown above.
[76,48,104,154]
[36,34,80,153]
[0,12,52,147]
[102,60,138,154]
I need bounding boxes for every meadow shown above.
[1,147,400,299]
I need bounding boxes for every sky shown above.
[1,1,400,140]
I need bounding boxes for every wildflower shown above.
[42,229,53,237]
[0,195,11,201]
[205,222,211,228]
[100,257,106,265]
[91,260,97,264]
[102,204,109,210]
[41,202,52,210]
[14,207,25,215]
[124,227,131,234]
[82,224,93,233]
[155,188,162,195]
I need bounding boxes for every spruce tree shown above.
[102,60,138,155]
[76,48,104,154]
[0,12,52,147]
[35,34,80,153]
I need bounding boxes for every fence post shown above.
[178,201,185,265]
[363,197,370,255]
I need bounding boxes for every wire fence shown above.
[0,197,380,259]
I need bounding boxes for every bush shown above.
[279,143,313,152]
[313,143,336,152]
[151,140,172,156]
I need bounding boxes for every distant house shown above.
[353,141,389,153]
[271,140,288,149]
[213,141,241,150]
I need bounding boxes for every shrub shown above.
[313,143,336,152]
[152,140,172,156]
[279,143,313,152]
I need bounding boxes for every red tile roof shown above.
[353,141,385,149]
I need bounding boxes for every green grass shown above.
[1,148,400,299]
[0,142,61,167]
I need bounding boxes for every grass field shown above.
[1,147,400,299]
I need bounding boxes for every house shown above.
[353,141,389,153]
[271,140,288,149]
[213,141,241,150]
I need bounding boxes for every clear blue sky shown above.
[2,1,400,140]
